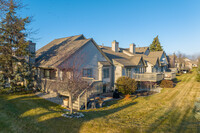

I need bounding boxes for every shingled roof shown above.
[135,47,149,54]
[148,51,168,64]
[148,51,164,59]
[100,46,145,66]
[125,47,149,54]
[36,34,92,68]
[143,57,160,66]
[114,47,160,66]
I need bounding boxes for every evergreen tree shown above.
[0,0,32,91]
[149,35,163,51]
[0,0,8,16]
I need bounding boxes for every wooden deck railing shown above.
[132,73,164,82]
[132,72,176,82]
[77,80,103,110]
[164,72,176,80]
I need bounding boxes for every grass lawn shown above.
[0,71,200,133]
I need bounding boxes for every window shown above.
[135,67,139,73]
[43,69,56,79]
[140,67,142,73]
[44,69,50,78]
[125,68,131,77]
[152,67,157,73]
[82,68,92,77]
[103,68,109,78]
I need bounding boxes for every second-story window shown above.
[43,69,56,79]
[125,68,132,77]
[103,68,109,78]
[82,68,92,78]
[44,69,50,79]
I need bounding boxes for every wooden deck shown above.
[133,73,164,82]
[133,72,176,82]
[164,72,176,80]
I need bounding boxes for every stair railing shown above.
[77,81,103,110]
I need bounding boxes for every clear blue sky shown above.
[21,0,200,55]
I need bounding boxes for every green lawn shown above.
[0,71,200,133]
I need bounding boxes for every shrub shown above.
[116,76,137,95]
[160,80,174,88]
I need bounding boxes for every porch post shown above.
[78,95,80,111]
[85,90,87,110]
[150,82,152,91]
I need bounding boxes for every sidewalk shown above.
[35,92,64,105]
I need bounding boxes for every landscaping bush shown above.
[116,76,137,95]
[160,80,174,88]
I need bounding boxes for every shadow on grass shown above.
[39,100,138,133]
[0,94,138,133]
[84,101,138,120]
[0,94,66,132]
[173,78,181,84]
[145,105,200,133]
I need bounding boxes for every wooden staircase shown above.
[72,81,103,110]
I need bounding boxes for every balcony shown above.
[164,72,176,80]
[132,73,164,82]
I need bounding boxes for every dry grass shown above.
[0,71,200,133]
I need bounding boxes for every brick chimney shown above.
[129,43,136,54]
[112,40,119,52]
[28,41,36,65]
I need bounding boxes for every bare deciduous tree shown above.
[56,54,91,114]
[176,52,186,72]
[58,68,89,114]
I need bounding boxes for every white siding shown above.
[146,62,153,73]
[102,66,111,83]
[114,66,122,82]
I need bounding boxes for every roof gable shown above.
[135,47,149,54]
[36,35,89,68]
[148,51,168,64]
[143,57,160,66]
[36,35,112,68]
[148,51,164,59]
